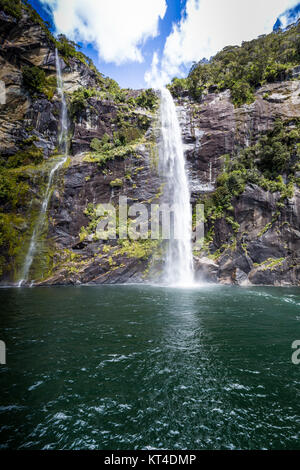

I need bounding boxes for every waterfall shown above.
[55,48,69,156]
[159,87,194,286]
[209,161,212,185]
[18,50,68,286]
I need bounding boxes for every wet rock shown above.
[235,268,250,286]
[194,257,218,283]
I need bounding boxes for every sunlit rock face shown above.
[177,81,300,198]
[176,82,300,286]
[0,6,104,160]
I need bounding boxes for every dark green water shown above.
[0,285,299,450]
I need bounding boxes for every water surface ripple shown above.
[0,285,299,450]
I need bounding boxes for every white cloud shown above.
[278,4,300,27]
[144,51,170,89]
[41,0,167,64]
[145,0,300,87]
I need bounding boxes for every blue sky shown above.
[29,0,300,89]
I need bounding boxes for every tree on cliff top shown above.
[169,20,300,106]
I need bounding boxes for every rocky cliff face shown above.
[0,4,299,286]
[177,81,300,286]
[178,81,300,192]
[0,5,161,285]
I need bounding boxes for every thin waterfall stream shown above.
[159,87,194,286]
[18,50,68,286]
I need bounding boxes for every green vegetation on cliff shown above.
[21,65,58,100]
[0,169,29,207]
[0,213,26,276]
[135,89,158,110]
[71,86,156,166]
[198,118,299,250]
[0,155,65,280]
[169,20,300,106]
[236,119,300,179]
[22,65,46,94]
[0,0,22,18]
[70,86,158,121]
[0,141,43,169]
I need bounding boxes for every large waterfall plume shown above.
[159,87,194,286]
[18,50,68,286]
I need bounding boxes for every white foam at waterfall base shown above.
[159,87,194,287]
[17,50,68,287]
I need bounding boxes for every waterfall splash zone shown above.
[159,88,194,287]
[17,50,68,287]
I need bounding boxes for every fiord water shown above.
[0,285,299,450]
